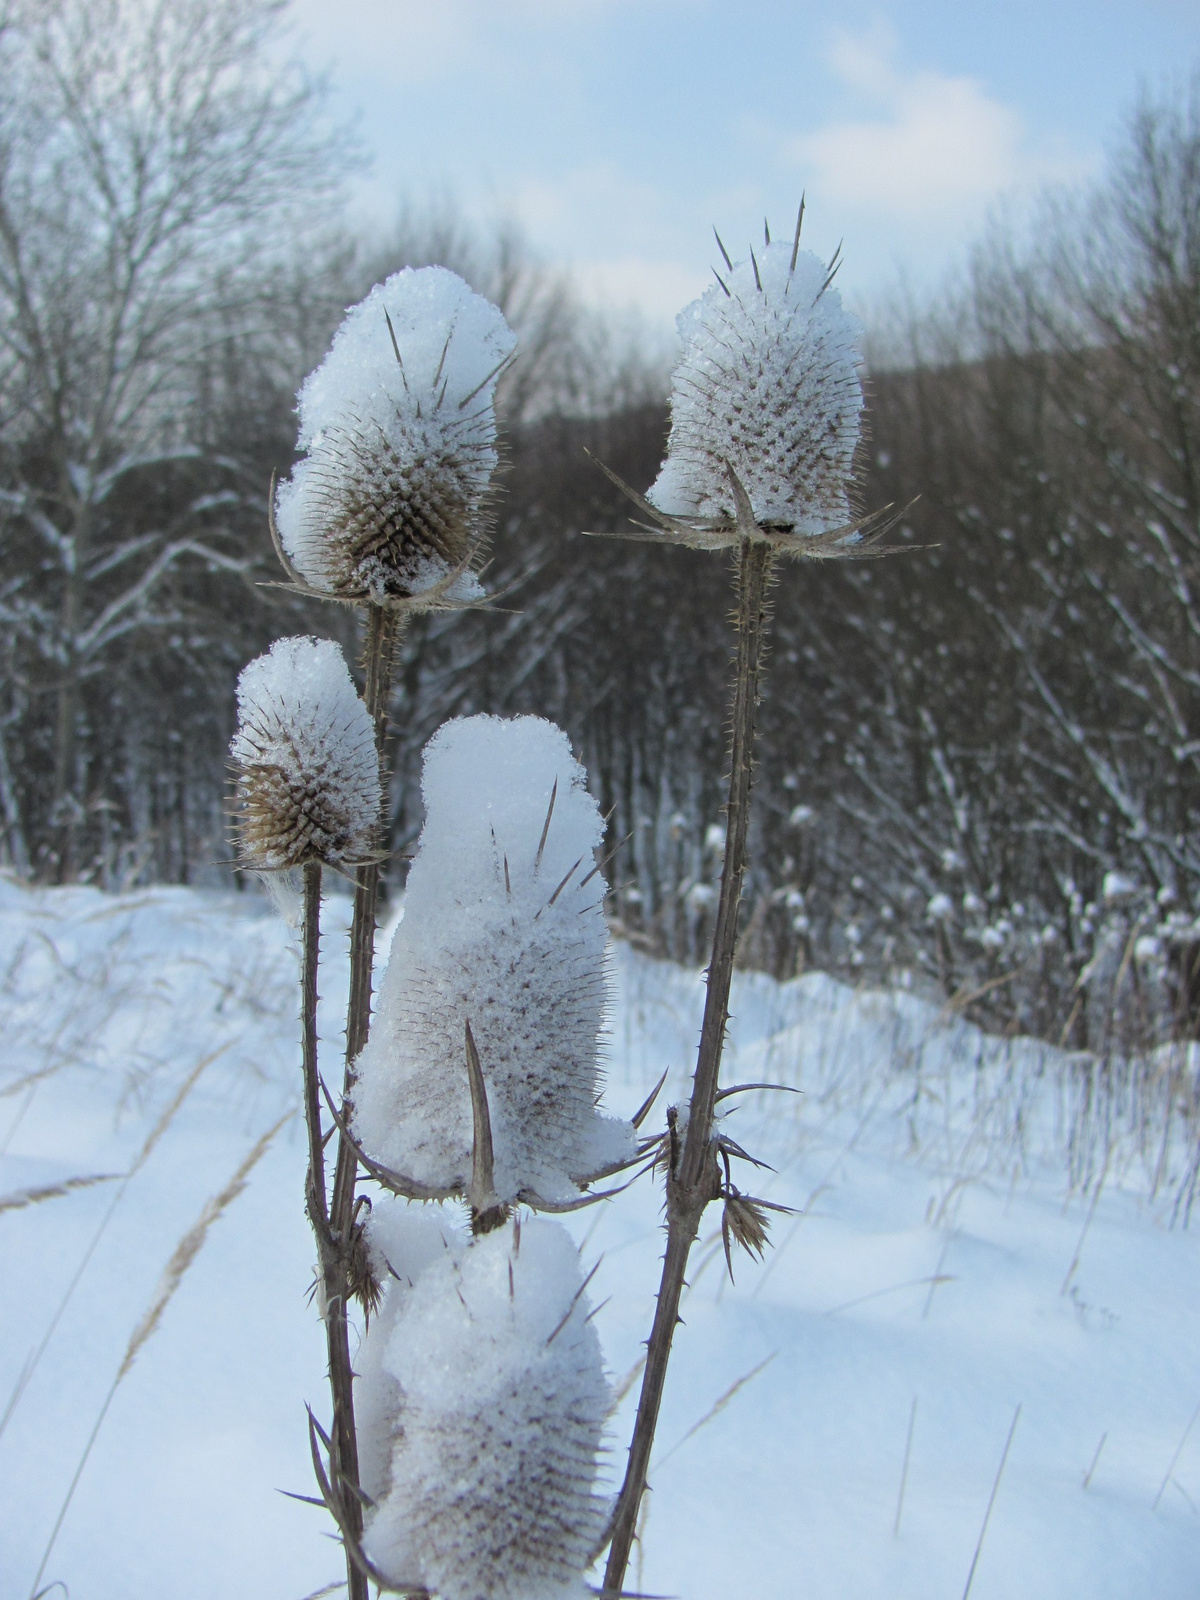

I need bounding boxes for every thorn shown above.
[504,854,511,897]
[713,227,733,272]
[535,778,558,872]
[546,1258,604,1346]
[543,857,583,911]
[465,1020,497,1212]
[790,194,806,273]
[712,267,732,298]
[750,245,762,291]
[631,1068,669,1130]
[764,216,771,247]
[383,308,409,392]
[432,322,454,393]
[579,830,633,890]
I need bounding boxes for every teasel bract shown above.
[357,1206,610,1600]
[273,265,515,609]
[229,635,380,872]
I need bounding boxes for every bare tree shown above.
[0,0,344,877]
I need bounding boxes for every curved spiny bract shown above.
[648,239,864,541]
[351,715,635,1205]
[229,636,380,871]
[274,266,514,607]
[359,1211,609,1600]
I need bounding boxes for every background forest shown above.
[2,0,1199,1053]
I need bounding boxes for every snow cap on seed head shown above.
[585,219,883,557]
[649,235,863,538]
[358,1207,610,1600]
[229,635,379,871]
[273,266,515,608]
[351,713,635,1206]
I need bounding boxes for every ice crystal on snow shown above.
[352,714,634,1204]
[229,636,379,870]
[274,267,514,607]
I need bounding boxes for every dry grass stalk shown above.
[0,1173,118,1214]
[961,1403,1021,1600]
[0,1042,228,1445]
[26,1113,289,1599]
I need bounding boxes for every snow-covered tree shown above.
[0,0,341,878]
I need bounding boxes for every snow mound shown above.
[352,714,635,1203]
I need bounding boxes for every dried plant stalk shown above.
[325,601,401,1600]
[603,537,773,1594]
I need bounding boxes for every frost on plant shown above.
[594,236,863,555]
[274,266,515,607]
[352,714,634,1203]
[650,238,863,532]
[359,1205,609,1600]
[229,636,380,871]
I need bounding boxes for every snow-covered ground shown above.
[2,878,1199,1598]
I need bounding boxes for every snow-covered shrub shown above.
[353,714,634,1204]
[274,266,514,606]
[229,636,379,871]
[647,238,863,538]
[359,1205,609,1600]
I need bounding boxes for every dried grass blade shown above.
[0,1173,119,1214]
[26,1114,288,1598]
[656,1353,777,1467]
[0,1043,227,1443]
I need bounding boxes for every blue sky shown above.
[286,0,1200,328]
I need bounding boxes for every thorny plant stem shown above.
[302,863,327,1228]
[321,601,401,1600]
[603,539,773,1596]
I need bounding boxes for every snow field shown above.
[1,879,1199,1597]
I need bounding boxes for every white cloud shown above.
[787,28,1095,224]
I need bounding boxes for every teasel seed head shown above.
[351,714,636,1208]
[273,266,515,609]
[359,1209,610,1600]
[229,635,380,871]
[584,212,905,560]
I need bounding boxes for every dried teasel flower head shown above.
[273,266,515,608]
[586,213,900,560]
[351,714,635,1206]
[358,1206,609,1600]
[229,636,380,871]
[649,229,862,536]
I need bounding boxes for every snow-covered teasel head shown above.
[229,636,380,871]
[359,1210,610,1600]
[649,234,863,537]
[351,714,635,1207]
[588,216,884,559]
[273,266,515,609]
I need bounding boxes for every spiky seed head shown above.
[274,266,515,607]
[359,1208,609,1600]
[351,715,635,1205]
[648,238,864,536]
[722,1189,773,1269]
[229,636,380,871]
